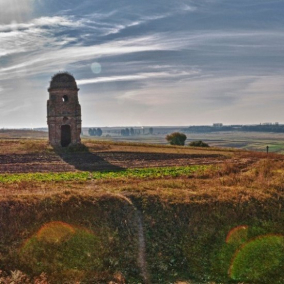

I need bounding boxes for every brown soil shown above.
[0,152,227,173]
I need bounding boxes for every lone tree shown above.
[166,132,187,146]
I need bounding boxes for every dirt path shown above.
[136,210,150,284]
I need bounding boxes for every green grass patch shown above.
[0,165,207,183]
[91,165,205,179]
[0,172,91,183]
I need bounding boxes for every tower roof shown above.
[49,72,78,90]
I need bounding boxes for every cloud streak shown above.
[1,26,283,79]
[0,34,169,80]
[77,70,195,85]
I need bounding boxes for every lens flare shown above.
[229,234,284,282]
[226,225,248,245]
[36,221,75,243]
[20,221,102,278]
[91,62,102,74]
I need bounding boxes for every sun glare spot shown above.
[91,62,102,74]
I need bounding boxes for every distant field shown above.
[0,129,48,139]
[84,131,284,153]
[1,129,284,153]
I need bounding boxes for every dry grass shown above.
[0,140,51,154]
[82,138,237,156]
[0,152,283,206]
[0,129,47,139]
[0,138,236,156]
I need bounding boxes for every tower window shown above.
[62,95,68,102]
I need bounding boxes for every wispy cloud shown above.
[0,16,82,32]
[99,3,197,36]
[2,27,283,79]
[78,70,195,85]
[0,15,85,58]
[0,101,31,116]
[0,35,168,79]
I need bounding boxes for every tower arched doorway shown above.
[61,125,71,147]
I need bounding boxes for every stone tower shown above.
[47,72,81,147]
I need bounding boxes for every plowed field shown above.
[0,151,227,173]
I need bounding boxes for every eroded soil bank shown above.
[0,191,283,283]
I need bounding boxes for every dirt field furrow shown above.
[0,151,227,173]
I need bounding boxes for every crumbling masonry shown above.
[47,72,82,147]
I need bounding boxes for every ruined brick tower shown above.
[47,72,81,147]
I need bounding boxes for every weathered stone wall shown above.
[47,73,82,147]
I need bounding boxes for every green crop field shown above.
[0,165,206,183]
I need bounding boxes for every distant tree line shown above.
[121,128,134,136]
[241,125,284,133]
[187,125,284,133]
[121,127,154,136]
[88,128,103,136]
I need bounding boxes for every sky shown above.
[0,0,284,127]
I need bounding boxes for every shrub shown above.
[189,140,209,147]
[165,132,187,146]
